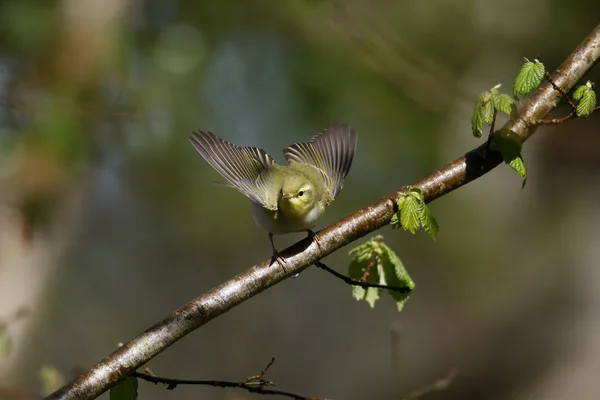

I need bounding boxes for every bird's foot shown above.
[268,233,288,273]
[307,229,323,251]
[271,251,288,273]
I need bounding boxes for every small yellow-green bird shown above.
[189,123,358,264]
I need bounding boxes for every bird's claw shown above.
[271,252,288,273]
[307,229,323,251]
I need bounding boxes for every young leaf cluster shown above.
[471,84,516,138]
[390,187,439,240]
[348,236,414,311]
[513,58,596,117]
[470,58,547,186]
[573,80,597,116]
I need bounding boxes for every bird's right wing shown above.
[189,131,278,210]
[283,123,358,199]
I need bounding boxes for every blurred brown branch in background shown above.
[328,0,475,112]
[403,368,459,400]
[46,24,600,400]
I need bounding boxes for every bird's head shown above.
[279,175,317,218]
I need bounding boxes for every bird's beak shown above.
[281,193,293,200]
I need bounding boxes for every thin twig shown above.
[314,261,412,293]
[404,368,459,400]
[545,71,577,112]
[132,362,329,400]
[533,105,600,125]
[244,357,276,384]
[360,251,378,282]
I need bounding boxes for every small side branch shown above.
[533,73,599,125]
[314,261,412,293]
[360,252,377,282]
[545,71,578,112]
[132,358,329,400]
[533,105,600,125]
[404,368,459,400]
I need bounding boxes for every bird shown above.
[188,123,358,268]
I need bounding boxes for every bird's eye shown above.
[298,191,304,197]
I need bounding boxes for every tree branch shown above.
[46,24,600,400]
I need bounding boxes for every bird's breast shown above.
[250,200,324,235]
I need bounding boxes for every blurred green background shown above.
[0,1,599,399]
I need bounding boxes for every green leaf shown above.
[573,81,596,117]
[348,236,414,311]
[493,92,516,116]
[508,156,527,188]
[491,129,527,187]
[379,244,414,311]
[110,376,139,400]
[349,239,381,307]
[573,83,587,100]
[482,94,495,125]
[39,365,65,396]
[471,90,494,138]
[419,202,439,240]
[398,193,421,234]
[513,58,545,97]
[391,188,439,240]
[390,212,399,229]
[0,325,12,357]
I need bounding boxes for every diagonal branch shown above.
[47,24,600,400]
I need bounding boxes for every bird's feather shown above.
[189,131,278,210]
[283,123,358,198]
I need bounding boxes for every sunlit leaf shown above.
[419,202,439,240]
[513,58,545,97]
[508,156,527,188]
[573,81,596,117]
[471,90,494,138]
[398,193,421,234]
[378,243,414,311]
[493,92,516,116]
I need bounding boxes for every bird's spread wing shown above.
[283,123,358,198]
[189,131,278,210]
